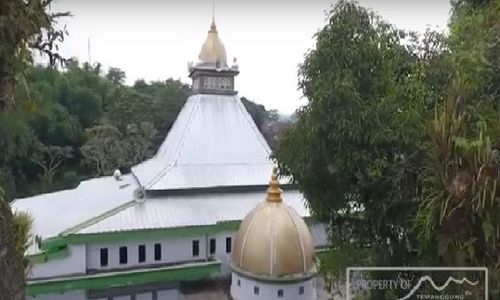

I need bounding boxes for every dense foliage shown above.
[1,1,69,299]
[0,62,279,201]
[276,0,500,297]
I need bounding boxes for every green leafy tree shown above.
[124,122,158,167]
[0,188,32,300]
[0,0,69,110]
[274,2,439,293]
[31,142,73,184]
[106,67,126,85]
[415,0,500,295]
[80,125,127,176]
[0,1,68,297]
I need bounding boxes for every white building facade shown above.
[12,19,328,300]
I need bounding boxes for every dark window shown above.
[119,246,127,264]
[278,289,284,297]
[299,286,304,295]
[254,286,259,295]
[209,238,216,254]
[100,248,108,267]
[154,243,162,261]
[138,245,146,263]
[192,240,199,257]
[237,279,241,287]
[225,237,232,253]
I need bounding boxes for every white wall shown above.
[29,245,86,279]
[27,290,86,300]
[209,231,236,274]
[86,235,207,271]
[136,292,153,300]
[309,222,329,247]
[230,273,316,300]
[157,289,181,300]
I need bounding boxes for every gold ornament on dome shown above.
[231,167,317,280]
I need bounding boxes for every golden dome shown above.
[231,168,316,280]
[199,21,228,67]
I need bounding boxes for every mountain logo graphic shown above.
[398,276,479,300]
[346,267,488,300]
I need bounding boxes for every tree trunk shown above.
[0,197,25,300]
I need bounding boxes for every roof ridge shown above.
[234,97,272,155]
[145,95,202,188]
[60,200,137,236]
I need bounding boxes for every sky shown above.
[49,0,452,114]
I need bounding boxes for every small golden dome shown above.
[231,168,316,280]
[199,21,228,67]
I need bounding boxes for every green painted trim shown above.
[26,260,221,295]
[55,221,241,247]
[61,201,137,236]
[46,246,69,260]
[41,236,66,251]
[28,253,47,264]
[28,246,69,264]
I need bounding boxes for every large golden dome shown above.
[199,21,227,68]
[231,169,316,280]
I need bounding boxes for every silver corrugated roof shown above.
[11,92,296,248]
[132,94,274,190]
[11,175,138,241]
[74,190,309,235]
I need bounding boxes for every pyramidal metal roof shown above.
[132,93,275,191]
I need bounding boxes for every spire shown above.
[210,0,217,32]
[266,167,283,203]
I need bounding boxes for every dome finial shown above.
[266,167,282,203]
[210,0,216,31]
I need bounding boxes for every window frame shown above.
[138,244,146,263]
[119,246,128,264]
[253,286,259,295]
[209,238,216,254]
[154,243,162,261]
[299,286,305,295]
[277,289,284,297]
[99,248,108,267]
[225,236,232,253]
[192,240,200,257]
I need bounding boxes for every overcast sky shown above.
[50,0,451,114]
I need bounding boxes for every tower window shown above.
[299,286,304,295]
[277,289,284,297]
[100,248,108,267]
[225,237,232,253]
[154,243,162,261]
[209,238,216,254]
[253,286,259,295]
[119,246,128,264]
[192,240,199,257]
[138,245,146,263]
[237,279,241,287]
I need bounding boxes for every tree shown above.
[80,125,127,176]
[415,0,500,294]
[124,122,158,167]
[106,67,126,85]
[274,2,438,294]
[0,0,69,111]
[31,142,73,184]
[1,2,67,298]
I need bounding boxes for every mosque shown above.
[12,18,328,300]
